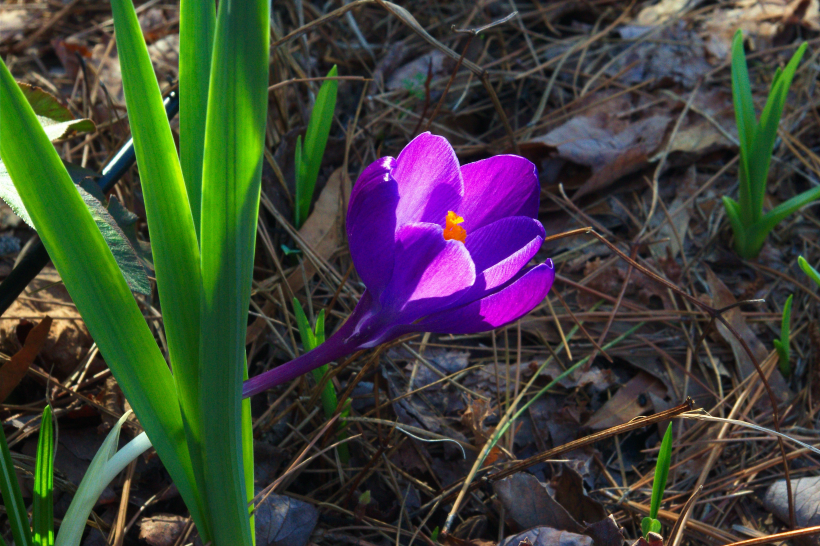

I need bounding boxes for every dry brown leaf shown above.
[611,23,713,88]
[286,166,345,293]
[0,10,34,43]
[703,268,772,376]
[461,398,501,465]
[764,477,820,545]
[254,493,318,546]
[246,168,345,344]
[495,473,584,533]
[531,102,670,200]
[460,397,494,445]
[0,269,93,379]
[649,165,698,260]
[636,0,705,25]
[653,89,736,160]
[0,316,52,402]
[500,527,594,546]
[138,515,187,546]
[386,50,447,92]
[586,371,667,430]
[704,0,819,59]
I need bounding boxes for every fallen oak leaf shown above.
[0,316,53,402]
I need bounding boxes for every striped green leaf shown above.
[33,406,55,546]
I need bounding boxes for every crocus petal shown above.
[392,132,464,227]
[347,158,400,295]
[465,216,545,296]
[380,222,476,321]
[415,260,555,335]
[457,155,539,231]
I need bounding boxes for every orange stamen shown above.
[443,211,467,243]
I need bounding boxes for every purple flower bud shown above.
[243,133,555,397]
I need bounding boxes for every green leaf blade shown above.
[179,0,216,238]
[109,0,207,528]
[731,30,757,224]
[800,256,820,287]
[0,54,203,538]
[748,42,807,217]
[199,0,270,543]
[650,423,673,520]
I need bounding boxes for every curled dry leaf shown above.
[0,270,93,379]
[0,316,52,402]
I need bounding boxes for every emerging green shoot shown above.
[33,406,55,546]
[293,297,350,462]
[642,423,673,537]
[723,30,811,259]
[294,66,339,228]
[773,294,793,377]
[799,256,820,287]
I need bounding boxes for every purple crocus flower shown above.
[243,133,555,398]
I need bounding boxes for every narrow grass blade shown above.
[199,0,269,543]
[55,415,151,546]
[650,423,673,519]
[799,256,820,287]
[293,300,349,460]
[0,403,32,546]
[109,0,207,529]
[293,297,316,349]
[33,406,55,546]
[179,0,215,237]
[749,42,806,216]
[774,294,792,376]
[730,30,756,223]
[295,66,338,228]
[0,56,203,535]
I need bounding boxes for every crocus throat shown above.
[443,211,466,243]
